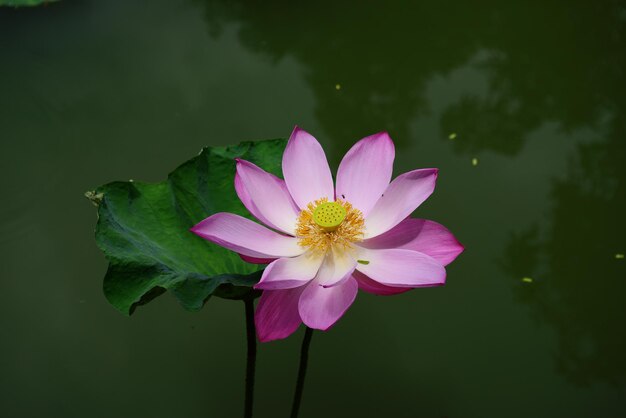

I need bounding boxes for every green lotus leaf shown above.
[89,138,287,315]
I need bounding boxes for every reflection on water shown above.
[199,0,626,154]
[503,115,625,386]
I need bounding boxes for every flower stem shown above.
[290,327,314,418]
[243,298,256,418]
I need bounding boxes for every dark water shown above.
[1,1,625,417]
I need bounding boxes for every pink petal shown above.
[298,276,358,330]
[282,127,335,208]
[315,248,357,287]
[255,252,324,290]
[335,132,395,216]
[191,213,304,259]
[360,218,464,266]
[239,254,276,264]
[255,287,305,342]
[355,247,446,287]
[364,169,438,238]
[353,270,412,296]
[236,159,300,235]
[234,172,279,231]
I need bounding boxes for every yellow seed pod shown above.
[313,201,346,232]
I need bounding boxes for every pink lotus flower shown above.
[192,127,463,342]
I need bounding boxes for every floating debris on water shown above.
[335,83,341,90]
[522,277,533,283]
[616,253,624,259]
[471,157,479,166]
[448,132,457,140]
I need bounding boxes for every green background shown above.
[1,1,624,417]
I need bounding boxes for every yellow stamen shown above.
[296,198,365,254]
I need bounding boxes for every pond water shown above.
[1,1,624,417]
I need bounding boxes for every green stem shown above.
[290,327,314,418]
[243,298,256,418]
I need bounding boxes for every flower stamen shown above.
[296,198,365,254]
